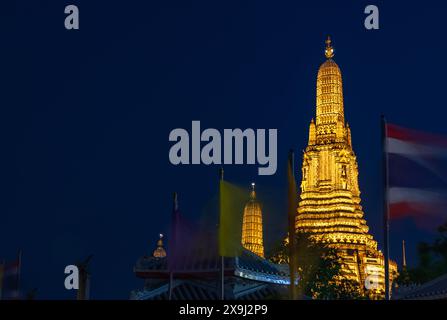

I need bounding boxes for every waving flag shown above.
[0,252,21,300]
[386,123,447,229]
[219,180,245,257]
[167,193,218,272]
[167,192,192,272]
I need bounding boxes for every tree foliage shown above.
[397,221,447,285]
[268,232,364,300]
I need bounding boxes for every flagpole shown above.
[76,255,92,300]
[287,150,297,300]
[85,273,91,300]
[168,192,178,301]
[381,115,391,300]
[219,168,225,301]
[0,260,4,300]
[168,272,173,300]
[220,255,224,300]
[402,240,407,269]
[17,250,22,300]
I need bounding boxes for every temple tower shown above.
[295,37,396,295]
[241,183,265,257]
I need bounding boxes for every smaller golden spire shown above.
[153,233,167,258]
[325,35,334,59]
[242,182,264,257]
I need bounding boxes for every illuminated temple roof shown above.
[134,237,287,284]
[130,278,278,300]
[131,230,289,300]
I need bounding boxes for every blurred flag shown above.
[167,193,186,271]
[386,123,447,229]
[167,194,216,271]
[0,262,3,299]
[0,253,21,300]
[219,180,245,257]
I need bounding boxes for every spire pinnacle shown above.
[157,233,164,246]
[153,233,167,258]
[250,182,256,199]
[325,35,334,59]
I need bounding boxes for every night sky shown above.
[1,1,446,299]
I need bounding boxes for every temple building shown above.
[130,195,288,300]
[295,37,397,296]
[393,273,447,300]
[241,183,265,257]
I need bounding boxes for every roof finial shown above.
[325,35,334,59]
[158,233,164,245]
[153,233,166,258]
[250,182,256,199]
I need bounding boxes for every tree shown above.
[268,232,364,300]
[433,221,447,263]
[397,220,447,285]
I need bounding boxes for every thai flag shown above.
[386,123,447,229]
[0,257,21,300]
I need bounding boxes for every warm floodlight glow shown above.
[295,37,398,297]
[242,184,264,258]
[153,233,166,258]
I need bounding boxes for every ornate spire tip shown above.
[249,182,256,199]
[325,35,334,59]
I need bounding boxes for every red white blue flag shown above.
[386,123,447,229]
[0,256,21,300]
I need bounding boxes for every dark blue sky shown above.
[1,1,446,299]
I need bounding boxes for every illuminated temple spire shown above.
[298,35,369,248]
[296,37,397,296]
[241,183,265,257]
[152,233,167,258]
[316,35,345,144]
[325,35,334,59]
